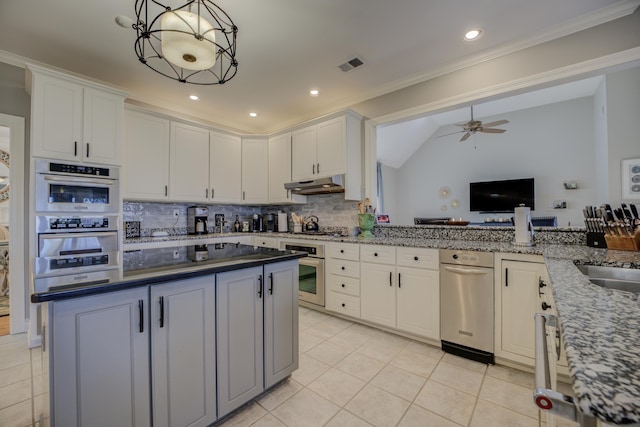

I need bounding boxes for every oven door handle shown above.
[43,175,116,186]
[38,231,118,240]
[443,265,490,275]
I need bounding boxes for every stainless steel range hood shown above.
[284,175,345,195]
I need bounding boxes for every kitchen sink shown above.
[576,264,640,294]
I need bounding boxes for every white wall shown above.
[385,97,596,226]
[593,77,609,203]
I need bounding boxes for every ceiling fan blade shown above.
[436,130,464,138]
[460,132,471,142]
[455,122,469,128]
[479,128,506,134]
[481,119,509,128]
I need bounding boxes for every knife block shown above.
[586,232,607,248]
[604,231,640,251]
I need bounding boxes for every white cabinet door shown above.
[217,267,264,417]
[264,261,299,388]
[31,73,83,162]
[242,138,269,203]
[49,288,150,427]
[210,131,242,203]
[316,116,345,177]
[30,68,125,165]
[170,122,210,202]
[396,266,439,340]
[360,262,396,328]
[82,87,123,165]
[268,133,306,204]
[124,110,170,200]
[291,126,317,180]
[500,260,543,359]
[150,276,217,427]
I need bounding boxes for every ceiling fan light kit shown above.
[133,0,238,85]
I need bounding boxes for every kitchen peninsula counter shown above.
[31,243,307,303]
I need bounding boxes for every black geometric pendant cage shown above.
[133,0,238,85]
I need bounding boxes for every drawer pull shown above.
[340,249,344,253]
[414,256,419,261]
[341,266,345,271]
[341,283,345,288]
[374,252,378,256]
[341,303,346,307]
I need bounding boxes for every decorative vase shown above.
[358,213,375,238]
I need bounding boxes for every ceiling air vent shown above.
[338,57,365,72]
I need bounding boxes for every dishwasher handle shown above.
[442,265,490,275]
[533,313,597,427]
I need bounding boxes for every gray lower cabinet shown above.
[49,287,151,427]
[217,260,299,417]
[150,276,217,427]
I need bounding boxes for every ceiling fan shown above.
[439,106,509,141]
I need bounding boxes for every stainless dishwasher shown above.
[440,249,495,364]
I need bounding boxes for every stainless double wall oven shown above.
[34,159,121,293]
[279,240,325,307]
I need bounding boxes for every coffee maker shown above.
[187,206,209,235]
[252,214,264,232]
[265,213,277,232]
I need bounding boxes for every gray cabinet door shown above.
[216,266,264,417]
[264,260,299,388]
[151,275,217,427]
[50,287,150,427]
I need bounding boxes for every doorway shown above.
[0,114,26,336]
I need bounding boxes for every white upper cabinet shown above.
[291,111,362,200]
[28,64,126,165]
[268,132,306,204]
[242,138,268,204]
[210,131,242,203]
[123,110,170,200]
[170,122,210,203]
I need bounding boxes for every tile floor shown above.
[0,306,579,427]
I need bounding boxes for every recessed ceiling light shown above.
[309,89,319,97]
[249,112,257,118]
[189,95,199,101]
[464,28,484,41]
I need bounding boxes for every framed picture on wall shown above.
[621,158,640,200]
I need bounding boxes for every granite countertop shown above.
[123,231,640,424]
[31,243,307,303]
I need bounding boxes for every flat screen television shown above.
[469,178,535,213]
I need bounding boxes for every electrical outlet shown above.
[173,209,180,217]
[173,250,179,259]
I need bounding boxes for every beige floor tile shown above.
[373,330,410,348]
[430,361,484,396]
[299,331,324,353]
[390,348,439,378]
[291,354,331,386]
[345,384,411,427]
[217,401,268,427]
[397,404,462,427]
[0,400,32,427]
[442,353,488,374]
[255,378,303,411]
[470,399,538,427]
[270,388,339,427]
[370,365,426,402]
[335,352,385,382]
[0,377,31,411]
[324,410,373,427]
[357,339,404,363]
[404,341,444,360]
[327,328,371,352]
[250,413,286,427]
[486,364,535,388]
[306,317,352,339]
[305,323,342,340]
[0,362,30,388]
[305,340,352,366]
[479,375,539,419]
[307,368,366,406]
[413,380,476,426]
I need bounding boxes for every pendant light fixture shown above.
[132,0,238,85]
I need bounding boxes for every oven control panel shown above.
[49,162,111,177]
[49,217,110,229]
[36,215,119,234]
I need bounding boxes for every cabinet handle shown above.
[268,273,273,295]
[541,301,552,311]
[86,143,90,158]
[341,266,345,271]
[41,325,46,352]
[341,283,345,288]
[398,273,402,288]
[159,296,165,328]
[206,188,209,198]
[138,300,144,333]
[389,271,392,286]
[258,275,263,298]
[317,163,320,174]
[538,277,547,297]
[165,185,168,196]
[341,303,345,307]
[340,249,344,253]
[243,191,246,200]
[414,256,419,261]
[74,141,78,157]
[211,188,214,199]
[374,252,378,257]
[505,268,509,287]
[312,164,315,175]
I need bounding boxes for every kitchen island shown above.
[32,243,306,427]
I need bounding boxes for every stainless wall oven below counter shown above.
[279,240,325,307]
